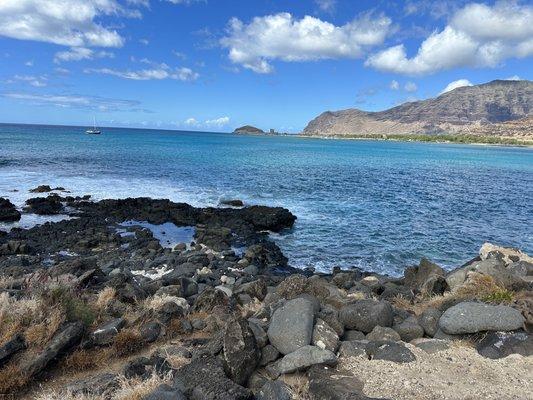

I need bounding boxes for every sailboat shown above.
[86,117,101,134]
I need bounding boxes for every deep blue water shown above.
[0,123,532,275]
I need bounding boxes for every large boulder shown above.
[418,308,442,337]
[0,198,21,222]
[366,341,416,363]
[479,243,533,266]
[173,355,253,400]
[256,381,292,400]
[23,322,84,378]
[339,300,393,333]
[439,302,524,334]
[222,316,260,385]
[404,258,448,295]
[267,345,337,377]
[143,384,187,400]
[267,298,315,355]
[393,316,424,342]
[366,326,400,342]
[24,195,63,215]
[476,331,533,359]
[66,373,119,397]
[91,318,126,346]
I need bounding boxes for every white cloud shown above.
[505,75,522,81]
[315,0,336,13]
[54,47,114,63]
[221,12,392,73]
[0,0,133,48]
[205,116,230,128]
[2,92,148,112]
[139,38,149,45]
[366,2,533,75]
[440,78,473,94]
[389,80,400,90]
[404,81,418,92]
[183,116,230,129]
[11,75,48,87]
[24,60,33,66]
[85,64,199,81]
[165,0,206,4]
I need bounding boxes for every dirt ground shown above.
[340,344,533,400]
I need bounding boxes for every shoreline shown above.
[297,133,533,148]
[0,191,531,399]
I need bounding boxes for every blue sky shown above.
[0,0,531,132]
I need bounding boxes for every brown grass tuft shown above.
[113,328,143,356]
[279,373,310,400]
[61,348,111,372]
[0,363,29,394]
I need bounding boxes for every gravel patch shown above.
[340,343,533,400]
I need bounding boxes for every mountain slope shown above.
[302,80,533,140]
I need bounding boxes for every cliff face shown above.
[302,80,533,139]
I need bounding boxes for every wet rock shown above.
[222,316,260,385]
[267,297,315,355]
[256,381,292,400]
[30,185,53,193]
[220,199,244,207]
[366,326,401,342]
[66,373,119,397]
[312,318,340,352]
[393,316,424,342]
[23,322,84,378]
[418,308,442,337]
[439,302,524,334]
[412,338,450,354]
[339,300,393,333]
[173,355,253,400]
[267,345,337,377]
[0,333,26,368]
[24,195,63,215]
[143,384,187,400]
[366,341,416,363]
[476,331,533,359]
[0,198,21,222]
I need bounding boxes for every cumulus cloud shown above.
[440,78,473,94]
[183,116,230,129]
[54,47,114,63]
[505,75,522,81]
[221,12,392,73]
[366,1,533,75]
[2,92,149,112]
[85,63,199,81]
[0,0,137,48]
[389,80,400,90]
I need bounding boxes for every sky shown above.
[0,0,531,133]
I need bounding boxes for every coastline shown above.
[297,133,533,148]
[0,190,531,399]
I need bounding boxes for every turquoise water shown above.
[1,123,532,275]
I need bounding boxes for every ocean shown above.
[1,123,532,275]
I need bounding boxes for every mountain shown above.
[301,80,533,141]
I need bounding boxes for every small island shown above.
[233,125,265,134]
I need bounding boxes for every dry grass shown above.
[25,308,64,349]
[113,329,143,356]
[389,294,413,310]
[0,363,29,395]
[61,348,112,372]
[113,373,170,400]
[94,287,116,311]
[279,373,310,400]
[34,372,171,400]
[410,273,515,315]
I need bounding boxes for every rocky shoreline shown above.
[0,189,532,399]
